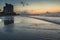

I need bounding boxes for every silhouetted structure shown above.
[3,3,13,13]
[0,3,16,16]
[3,3,16,15]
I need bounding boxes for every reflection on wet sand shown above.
[0,16,60,40]
[4,24,14,33]
[4,16,14,25]
[3,16,14,33]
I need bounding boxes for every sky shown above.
[0,0,60,14]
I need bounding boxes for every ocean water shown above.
[0,16,60,40]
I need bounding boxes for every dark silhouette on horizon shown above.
[0,3,17,16]
[3,3,14,15]
[3,3,16,15]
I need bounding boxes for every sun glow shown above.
[14,4,60,14]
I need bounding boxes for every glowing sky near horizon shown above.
[0,0,60,14]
